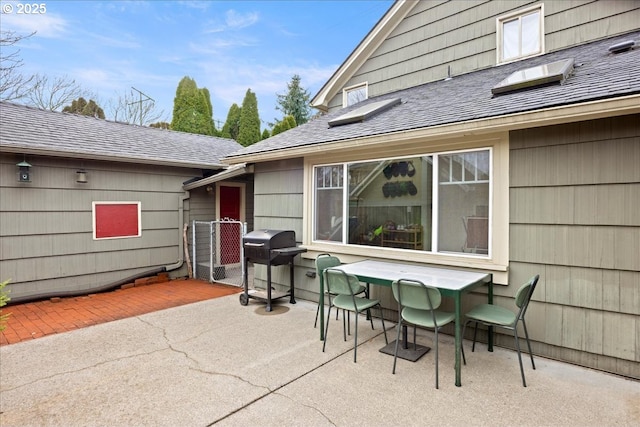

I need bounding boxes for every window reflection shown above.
[313,149,490,256]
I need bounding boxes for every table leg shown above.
[488,275,494,352]
[454,292,462,387]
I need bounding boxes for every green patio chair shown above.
[462,274,539,387]
[391,278,455,389]
[313,254,368,332]
[322,268,388,362]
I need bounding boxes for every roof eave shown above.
[182,163,254,190]
[0,146,228,170]
[226,94,640,164]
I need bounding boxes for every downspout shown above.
[164,190,190,272]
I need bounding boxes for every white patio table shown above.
[322,260,493,387]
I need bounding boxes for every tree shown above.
[149,121,171,129]
[27,73,91,111]
[271,114,297,136]
[237,89,261,147]
[62,97,105,118]
[171,76,215,136]
[108,88,165,126]
[261,128,271,140]
[0,30,35,101]
[220,103,242,140]
[275,74,311,126]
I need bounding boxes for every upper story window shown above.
[313,148,491,256]
[497,4,544,64]
[343,83,368,107]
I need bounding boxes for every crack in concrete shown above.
[137,317,270,391]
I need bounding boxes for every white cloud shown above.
[225,9,258,29]
[1,11,68,38]
[203,9,259,34]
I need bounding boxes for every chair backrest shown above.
[392,279,442,311]
[324,268,362,297]
[316,253,341,293]
[316,253,341,276]
[514,274,539,320]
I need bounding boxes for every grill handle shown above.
[244,242,265,247]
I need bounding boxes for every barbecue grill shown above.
[240,229,307,312]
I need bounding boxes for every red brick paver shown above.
[0,279,241,346]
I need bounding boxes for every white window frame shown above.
[311,149,492,255]
[342,82,368,107]
[496,3,544,64]
[304,133,510,278]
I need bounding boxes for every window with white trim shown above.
[343,83,367,107]
[313,148,491,256]
[497,4,544,64]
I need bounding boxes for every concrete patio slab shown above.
[1,295,638,426]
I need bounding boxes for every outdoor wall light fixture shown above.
[17,160,32,182]
[76,170,88,183]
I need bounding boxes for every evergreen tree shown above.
[149,121,171,129]
[200,87,218,135]
[275,74,311,126]
[171,76,215,135]
[261,128,271,140]
[62,97,105,119]
[237,89,261,147]
[271,114,296,136]
[221,103,242,140]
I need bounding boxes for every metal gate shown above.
[192,219,246,287]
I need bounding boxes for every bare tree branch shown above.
[26,73,92,111]
[0,30,36,101]
[108,88,165,126]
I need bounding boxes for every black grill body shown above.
[243,229,297,265]
[241,229,306,312]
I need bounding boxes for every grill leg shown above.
[289,260,296,304]
[266,263,272,312]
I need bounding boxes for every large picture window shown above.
[313,149,491,256]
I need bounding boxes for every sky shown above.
[2,0,395,129]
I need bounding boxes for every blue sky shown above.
[3,0,394,129]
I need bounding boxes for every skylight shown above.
[328,98,401,127]
[492,58,574,95]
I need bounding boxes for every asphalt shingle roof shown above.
[0,102,242,169]
[228,31,640,159]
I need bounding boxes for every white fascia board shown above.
[182,163,254,190]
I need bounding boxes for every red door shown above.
[219,186,241,264]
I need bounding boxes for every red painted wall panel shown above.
[94,203,140,239]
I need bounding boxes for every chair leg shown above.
[342,310,347,342]
[513,327,527,387]
[314,298,341,329]
[522,319,536,370]
[461,320,468,365]
[471,321,479,352]
[392,319,403,374]
[353,311,358,362]
[323,305,333,353]
[378,304,388,344]
[314,302,320,328]
[347,311,350,336]
[413,325,417,350]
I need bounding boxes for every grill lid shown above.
[243,229,296,249]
